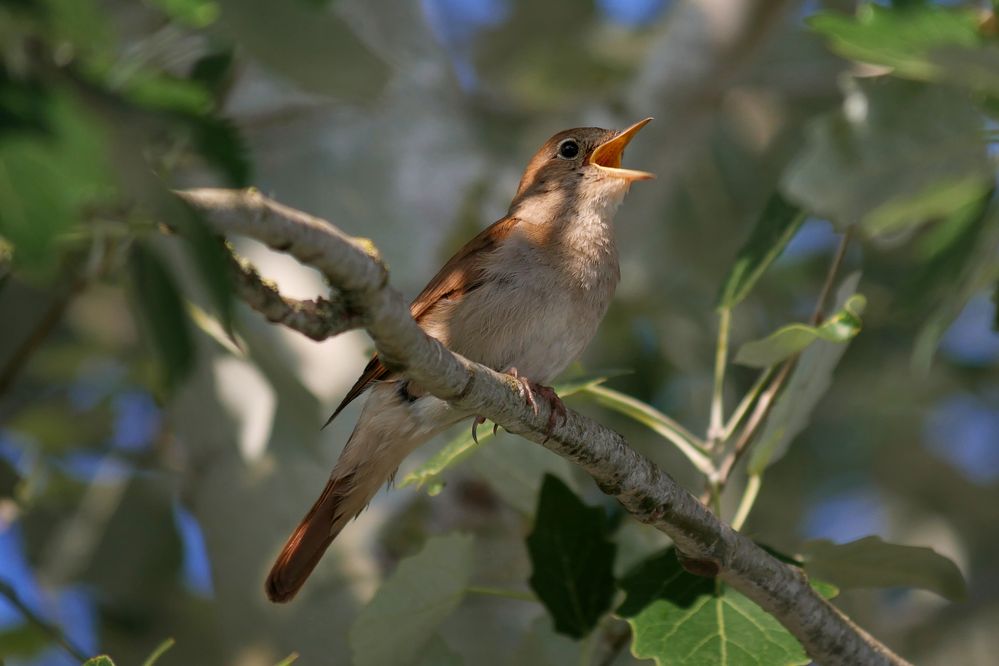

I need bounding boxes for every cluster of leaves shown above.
[344,475,963,666]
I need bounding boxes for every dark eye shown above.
[557,139,579,160]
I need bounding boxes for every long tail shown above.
[266,384,464,603]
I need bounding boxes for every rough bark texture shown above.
[177,187,911,666]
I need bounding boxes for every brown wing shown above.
[322,217,520,427]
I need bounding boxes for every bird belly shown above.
[428,273,612,385]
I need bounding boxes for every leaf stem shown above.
[719,367,773,443]
[465,586,538,603]
[584,385,714,476]
[731,474,762,531]
[708,307,731,447]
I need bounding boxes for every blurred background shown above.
[1,0,997,664]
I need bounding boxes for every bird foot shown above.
[504,367,567,443]
[470,368,567,443]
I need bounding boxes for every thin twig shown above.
[708,307,731,447]
[0,274,86,398]
[707,228,854,499]
[0,580,90,663]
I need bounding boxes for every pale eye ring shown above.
[557,139,579,160]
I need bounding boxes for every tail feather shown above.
[265,471,357,603]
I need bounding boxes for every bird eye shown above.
[557,139,579,160]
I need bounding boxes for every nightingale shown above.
[266,118,654,602]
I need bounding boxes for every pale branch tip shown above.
[176,187,911,666]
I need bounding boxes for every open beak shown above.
[588,117,655,182]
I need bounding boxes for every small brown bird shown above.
[266,119,654,602]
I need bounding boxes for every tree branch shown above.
[177,187,910,666]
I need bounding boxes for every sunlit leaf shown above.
[349,533,474,666]
[782,78,991,236]
[716,193,806,310]
[400,372,617,491]
[800,536,967,601]
[129,243,197,392]
[618,548,810,666]
[747,273,861,475]
[734,294,866,368]
[810,5,982,82]
[83,656,116,666]
[527,475,616,638]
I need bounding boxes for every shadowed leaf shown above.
[716,193,806,310]
[800,536,967,601]
[349,533,474,666]
[527,475,616,638]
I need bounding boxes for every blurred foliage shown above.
[0,0,997,665]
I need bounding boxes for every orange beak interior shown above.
[588,117,655,181]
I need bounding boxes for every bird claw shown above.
[502,367,567,443]
[471,415,486,444]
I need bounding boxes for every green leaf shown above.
[747,273,861,475]
[512,616,581,666]
[734,294,866,368]
[148,0,220,28]
[912,193,999,370]
[129,243,197,392]
[83,657,116,666]
[0,624,50,659]
[527,475,616,638]
[781,78,991,236]
[400,372,617,492]
[215,0,390,101]
[174,205,236,335]
[189,49,236,97]
[272,652,299,666]
[800,536,967,601]
[141,638,175,666]
[581,385,712,475]
[0,90,115,271]
[715,193,807,310]
[414,635,462,666]
[349,533,475,666]
[618,549,810,666]
[810,5,981,81]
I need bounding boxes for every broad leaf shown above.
[716,193,807,310]
[129,243,197,392]
[173,205,236,335]
[747,273,861,475]
[415,635,462,666]
[800,536,967,602]
[470,432,578,515]
[527,475,616,638]
[617,549,810,666]
[400,372,616,492]
[512,616,581,666]
[734,294,866,368]
[0,624,50,659]
[349,533,474,666]
[782,78,991,236]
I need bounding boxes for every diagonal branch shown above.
[177,187,910,666]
